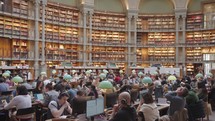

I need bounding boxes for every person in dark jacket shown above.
[109,92,137,121]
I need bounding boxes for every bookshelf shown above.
[12,0,28,16]
[40,24,79,42]
[148,48,175,62]
[186,47,202,62]
[137,16,175,30]
[92,47,126,61]
[186,31,215,44]
[42,4,79,25]
[91,13,126,29]
[187,14,203,30]
[148,32,175,45]
[91,30,126,44]
[0,16,28,37]
[45,43,79,61]
[12,39,28,59]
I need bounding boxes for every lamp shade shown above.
[12,75,23,83]
[63,74,72,81]
[85,70,91,75]
[151,71,158,76]
[40,72,47,75]
[195,73,203,79]
[5,70,11,74]
[52,70,57,74]
[98,81,113,89]
[2,72,10,77]
[119,70,123,74]
[103,69,108,74]
[206,73,213,77]
[72,70,76,74]
[141,77,152,84]
[99,73,106,80]
[168,75,177,81]
[138,71,144,77]
[132,70,136,74]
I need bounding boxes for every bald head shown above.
[118,92,131,106]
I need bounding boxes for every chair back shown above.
[137,111,145,121]
[170,108,188,121]
[187,100,205,120]
[130,89,139,103]
[16,107,35,120]
[106,92,118,108]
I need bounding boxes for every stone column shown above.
[133,15,137,64]
[127,15,132,66]
[34,0,40,79]
[83,10,87,66]
[41,0,47,72]
[175,15,179,67]
[182,14,186,75]
[89,11,93,63]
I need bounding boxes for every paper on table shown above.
[59,115,67,119]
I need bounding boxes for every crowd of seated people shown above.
[0,69,214,121]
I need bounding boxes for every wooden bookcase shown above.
[148,48,175,62]
[42,3,79,25]
[12,0,28,16]
[90,12,125,29]
[12,39,28,59]
[92,46,126,61]
[148,32,175,45]
[187,13,203,30]
[137,16,175,30]
[186,47,202,62]
[186,31,215,44]
[91,30,125,44]
[40,24,79,42]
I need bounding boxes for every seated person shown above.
[43,83,59,106]
[3,85,32,110]
[165,87,188,116]
[0,77,9,92]
[109,92,137,121]
[33,81,44,94]
[71,90,87,115]
[47,92,72,119]
[184,84,199,105]
[137,93,160,121]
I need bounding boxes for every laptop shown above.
[34,94,44,102]
[157,98,168,106]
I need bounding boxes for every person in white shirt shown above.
[137,93,160,121]
[47,92,72,119]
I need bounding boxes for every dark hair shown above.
[16,85,28,95]
[58,92,70,99]
[181,87,189,97]
[36,81,44,90]
[142,93,154,104]
[45,83,53,90]
[90,85,98,98]
[184,83,191,90]
[77,90,84,96]
[0,77,5,83]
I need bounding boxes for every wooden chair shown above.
[16,107,35,121]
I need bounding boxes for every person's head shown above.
[45,83,53,92]
[141,93,154,104]
[36,81,44,89]
[118,92,131,107]
[58,92,70,105]
[62,80,68,86]
[0,77,5,83]
[176,87,189,97]
[16,85,28,95]
[77,90,84,97]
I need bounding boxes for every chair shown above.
[71,97,87,115]
[16,107,35,121]
[130,89,139,103]
[170,108,188,121]
[106,92,118,108]
[137,111,145,121]
[187,100,205,121]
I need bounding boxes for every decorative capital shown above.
[34,0,40,5]
[42,0,47,5]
